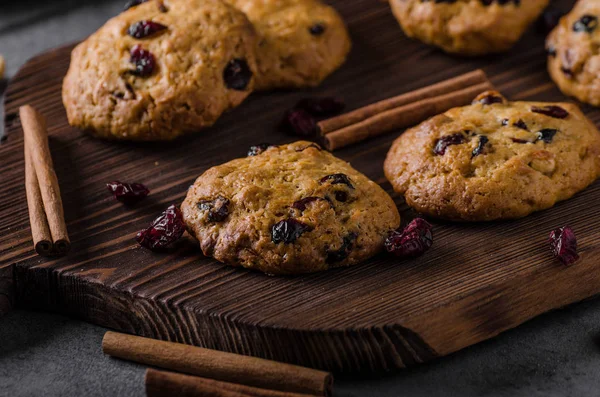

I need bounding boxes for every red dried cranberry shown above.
[320,173,354,189]
[128,20,167,39]
[513,119,529,131]
[281,109,318,137]
[296,97,345,117]
[124,0,148,10]
[327,233,357,263]
[223,59,252,90]
[531,105,569,119]
[474,94,504,105]
[136,204,185,250]
[472,135,489,158]
[248,143,273,156]
[574,15,598,33]
[537,128,558,143]
[197,196,230,222]
[291,197,329,211]
[334,191,349,202]
[433,133,466,155]
[130,45,156,77]
[271,219,312,244]
[549,226,579,266]
[309,23,326,35]
[385,218,433,259]
[106,181,150,205]
[537,8,565,34]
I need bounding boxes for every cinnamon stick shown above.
[323,81,494,151]
[20,105,70,255]
[318,69,488,135]
[24,144,53,256]
[145,369,320,397]
[103,331,333,397]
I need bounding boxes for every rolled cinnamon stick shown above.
[145,369,320,397]
[20,105,70,255]
[103,332,333,397]
[323,81,494,151]
[318,69,488,135]
[24,144,53,256]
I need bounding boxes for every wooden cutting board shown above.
[2,0,598,373]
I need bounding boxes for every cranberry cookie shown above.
[384,91,600,221]
[62,0,258,141]
[389,0,549,56]
[225,0,351,90]
[182,141,400,275]
[547,0,600,106]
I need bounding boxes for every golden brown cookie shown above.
[182,141,400,275]
[547,0,600,106]
[384,91,600,221]
[225,0,351,90]
[389,0,549,56]
[62,0,258,141]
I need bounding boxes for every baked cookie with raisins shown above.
[389,0,549,56]
[182,141,400,275]
[384,91,600,221]
[224,0,351,90]
[62,0,258,141]
[547,0,600,106]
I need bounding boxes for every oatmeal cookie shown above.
[182,141,400,275]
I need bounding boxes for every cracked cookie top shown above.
[384,91,600,221]
[62,0,258,141]
[181,141,400,275]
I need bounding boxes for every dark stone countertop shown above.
[1,1,600,396]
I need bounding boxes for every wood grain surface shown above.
[1,0,598,373]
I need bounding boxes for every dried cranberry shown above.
[385,218,433,259]
[474,94,504,105]
[537,128,558,143]
[334,191,348,202]
[433,133,466,155]
[124,0,148,10]
[531,105,569,119]
[106,181,150,205]
[472,135,489,158]
[511,138,531,144]
[513,119,529,131]
[223,59,252,90]
[248,143,273,156]
[130,45,156,77]
[128,21,167,39]
[136,204,185,250]
[537,8,565,34]
[549,226,579,266]
[281,109,318,137]
[271,219,312,244]
[291,197,328,211]
[327,233,357,264]
[197,196,230,222]
[573,15,598,33]
[296,97,345,117]
[320,173,354,189]
[309,23,326,35]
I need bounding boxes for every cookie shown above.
[225,0,351,90]
[182,141,400,275]
[389,0,549,56]
[384,91,600,221]
[547,0,600,106]
[62,0,258,141]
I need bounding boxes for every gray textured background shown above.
[1,1,600,396]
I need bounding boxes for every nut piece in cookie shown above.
[62,0,258,141]
[547,0,600,106]
[182,141,400,275]
[384,91,600,221]
[225,0,351,90]
[389,0,549,56]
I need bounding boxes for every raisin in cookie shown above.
[182,141,400,275]
[389,0,549,56]
[224,0,351,90]
[547,0,600,106]
[384,91,600,221]
[62,0,258,141]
